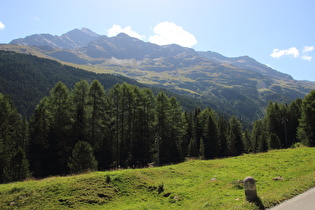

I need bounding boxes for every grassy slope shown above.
[1,147,315,209]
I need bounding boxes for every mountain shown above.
[0,50,203,118]
[198,51,293,80]
[10,28,100,49]
[4,28,315,122]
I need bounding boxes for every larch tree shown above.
[48,81,72,175]
[70,80,90,145]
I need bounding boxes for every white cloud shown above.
[107,25,144,40]
[301,55,312,61]
[0,21,5,30]
[303,46,314,53]
[270,47,299,58]
[271,46,314,61]
[149,22,197,48]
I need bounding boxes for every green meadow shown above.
[1,147,315,209]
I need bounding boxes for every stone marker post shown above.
[244,176,257,202]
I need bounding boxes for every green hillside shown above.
[1,147,315,209]
[0,50,203,118]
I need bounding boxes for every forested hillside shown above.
[1,77,315,183]
[0,50,202,118]
[0,50,141,117]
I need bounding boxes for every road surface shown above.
[269,187,315,210]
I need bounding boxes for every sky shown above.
[1,0,315,81]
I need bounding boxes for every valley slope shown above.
[3,28,315,121]
[0,50,202,118]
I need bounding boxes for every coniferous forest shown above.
[1,79,315,184]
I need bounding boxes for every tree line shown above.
[1,80,315,183]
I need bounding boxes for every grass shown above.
[1,147,315,209]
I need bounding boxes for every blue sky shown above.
[1,0,315,81]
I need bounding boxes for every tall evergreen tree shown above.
[70,80,90,145]
[48,82,72,175]
[199,138,205,159]
[251,119,268,153]
[297,90,315,146]
[29,97,52,177]
[265,102,288,148]
[227,116,244,156]
[0,93,30,183]
[132,88,156,165]
[192,108,202,152]
[168,97,185,162]
[287,98,302,146]
[188,138,199,158]
[203,109,220,159]
[88,80,110,169]
[181,111,193,158]
[87,80,106,151]
[243,129,252,153]
[3,148,30,183]
[155,92,181,164]
[108,83,122,167]
[278,103,289,147]
[268,133,281,149]
[217,116,228,157]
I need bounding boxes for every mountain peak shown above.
[10,28,100,49]
[115,33,130,38]
[114,33,141,41]
[80,28,100,37]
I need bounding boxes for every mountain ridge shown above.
[10,28,100,49]
[8,29,296,82]
[4,28,315,121]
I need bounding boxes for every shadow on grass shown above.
[249,196,265,210]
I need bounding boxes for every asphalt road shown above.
[269,187,315,210]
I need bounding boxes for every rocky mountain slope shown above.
[10,28,100,49]
[4,28,315,121]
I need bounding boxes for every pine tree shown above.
[265,102,288,148]
[70,80,89,145]
[243,129,252,153]
[227,116,244,156]
[251,119,268,153]
[132,88,156,166]
[0,93,30,183]
[68,141,98,174]
[203,110,220,159]
[199,138,205,159]
[168,97,184,162]
[181,111,193,158]
[48,82,72,175]
[188,138,198,158]
[287,98,302,146]
[297,90,315,146]
[268,133,281,149]
[217,116,228,157]
[29,97,52,177]
[108,83,122,167]
[155,92,181,164]
[87,80,106,151]
[192,108,202,151]
[3,148,30,183]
